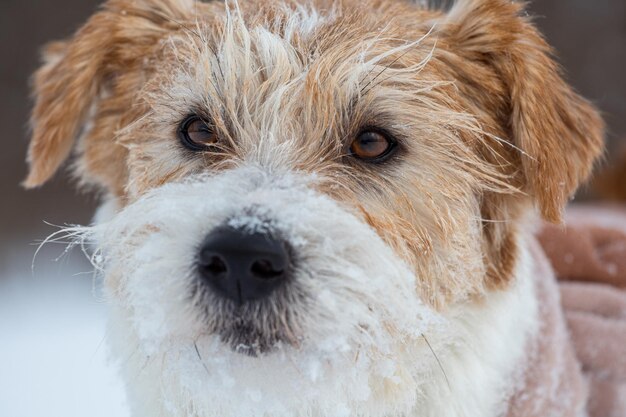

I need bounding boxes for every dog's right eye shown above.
[178,116,218,151]
[349,129,397,162]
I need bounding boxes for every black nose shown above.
[197,227,290,304]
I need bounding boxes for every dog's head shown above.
[26,0,603,415]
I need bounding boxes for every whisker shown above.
[422,334,451,391]
[194,341,212,376]
[360,25,437,95]
[357,22,394,83]
[362,41,437,96]
[153,12,203,40]
[89,333,108,364]
[31,224,91,276]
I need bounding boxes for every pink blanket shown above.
[512,206,626,417]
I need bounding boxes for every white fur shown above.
[81,166,538,417]
[277,3,336,42]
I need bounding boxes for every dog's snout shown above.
[197,227,290,304]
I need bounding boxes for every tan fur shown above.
[26,0,604,306]
[444,0,605,220]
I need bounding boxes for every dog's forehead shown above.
[141,2,440,152]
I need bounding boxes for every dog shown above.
[25,0,604,416]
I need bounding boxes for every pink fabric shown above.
[543,206,626,417]
[510,205,626,417]
[539,206,626,289]
[506,239,587,417]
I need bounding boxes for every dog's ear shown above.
[443,0,604,222]
[24,0,192,188]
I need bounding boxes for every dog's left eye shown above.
[178,116,218,151]
[350,130,397,161]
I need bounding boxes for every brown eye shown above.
[350,130,396,161]
[179,116,218,151]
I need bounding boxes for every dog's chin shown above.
[217,315,290,356]
[221,322,278,356]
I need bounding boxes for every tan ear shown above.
[445,0,604,222]
[24,0,193,188]
[24,10,116,188]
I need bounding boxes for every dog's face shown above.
[26,0,603,415]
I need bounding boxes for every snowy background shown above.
[0,247,129,417]
[1,0,624,416]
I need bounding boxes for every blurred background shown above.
[0,1,624,416]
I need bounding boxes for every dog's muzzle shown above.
[93,167,435,416]
[96,167,427,363]
[197,227,291,305]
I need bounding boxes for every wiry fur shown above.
[25,0,604,416]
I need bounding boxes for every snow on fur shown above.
[52,166,538,417]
